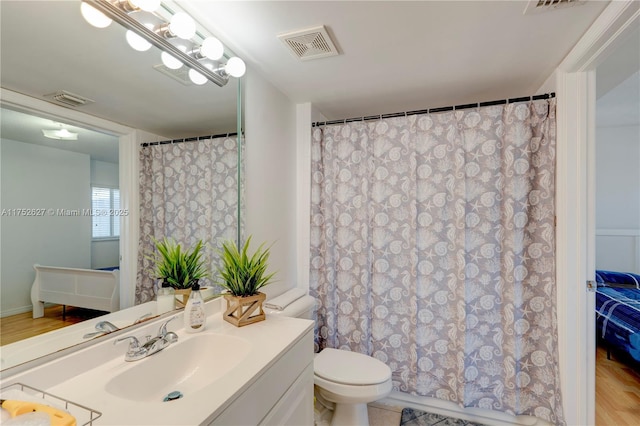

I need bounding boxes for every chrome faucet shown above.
[83,320,120,339]
[114,317,178,362]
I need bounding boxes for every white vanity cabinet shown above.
[208,329,314,425]
[0,310,315,426]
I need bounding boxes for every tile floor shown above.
[367,403,485,426]
[315,401,402,425]
[317,401,482,426]
[368,402,403,425]
[398,407,484,425]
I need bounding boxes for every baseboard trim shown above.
[0,305,33,318]
[380,391,552,426]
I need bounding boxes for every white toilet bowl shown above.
[264,291,392,426]
[314,348,392,425]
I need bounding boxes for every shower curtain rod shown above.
[312,92,555,127]
[141,131,239,147]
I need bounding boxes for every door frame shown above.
[555,2,639,425]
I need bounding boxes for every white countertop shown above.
[1,304,313,425]
[0,302,158,371]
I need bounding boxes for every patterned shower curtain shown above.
[310,99,564,424]
[136,136,240,304]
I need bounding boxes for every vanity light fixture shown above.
[161,48,185,70]
[129,0,161,12]
[80,2,112,28]
[80,0,246,86]
[166,12,196,40]
[188,68,208,86]
[199,37,224,61]
[126,29,152,51]
[222,57,247,78]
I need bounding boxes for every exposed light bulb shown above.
[129,0,160,12]
[200,37,224,60]
[161,51,183,70]
[169,12,196,40]
[126,30,152,52]
[225,57,246,78]
[188,68,207,85]
[80,3,112,28]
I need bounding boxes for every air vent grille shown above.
[45,90,94,107]
[524,0,584,14]
[278,26,339,61]
[153,64,194,86]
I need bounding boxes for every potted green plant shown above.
[151,237,209,306]
[217,236,276,326]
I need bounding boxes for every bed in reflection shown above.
[595,269,640,362]
[31,264,119,319]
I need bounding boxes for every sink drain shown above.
[163,391,183,402]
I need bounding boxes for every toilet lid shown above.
[314,348,391,385]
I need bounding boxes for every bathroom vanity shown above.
[0,300,314,425]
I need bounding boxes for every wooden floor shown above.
[596,344,640,426]
[2,312,639,425]
[0,305,105,346]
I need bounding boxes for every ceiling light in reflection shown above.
[126,30,152,51]
[188,68,207,85]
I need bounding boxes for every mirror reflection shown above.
[0,0,241,370]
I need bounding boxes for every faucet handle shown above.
[163,331,179,344]
[133,312,153,325]
[114,335,141,349]
[157,316,176,337]
[96,321,119,332]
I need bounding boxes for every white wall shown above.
[243,69,297,298]
[595,125,640,228]
[91,159,118,187]
[90,160,120,269]
[595,124,640,272]
[1,139,91,316]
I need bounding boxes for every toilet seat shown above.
[314,348,391,386]
[314,374,393,404]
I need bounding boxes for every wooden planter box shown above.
[174,289,191,308]
[223,292,266,327]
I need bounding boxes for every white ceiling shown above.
[597,70,640,128]
[596,26,640,128]
[2,0,634,163]
[184,0,610,120]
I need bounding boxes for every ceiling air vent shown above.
[524,0,584,14]
[153,64,194,86]
[45,90,94,107]
[278,26,339,61]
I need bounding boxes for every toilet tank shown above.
[266,294,316,319]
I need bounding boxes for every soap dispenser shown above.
[157,279,175,315]
[184,281,206,333]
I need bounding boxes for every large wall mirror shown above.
[0,0,242,370]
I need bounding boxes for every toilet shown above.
[265,290,392,426]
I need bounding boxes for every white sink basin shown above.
[105,333,251,402]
